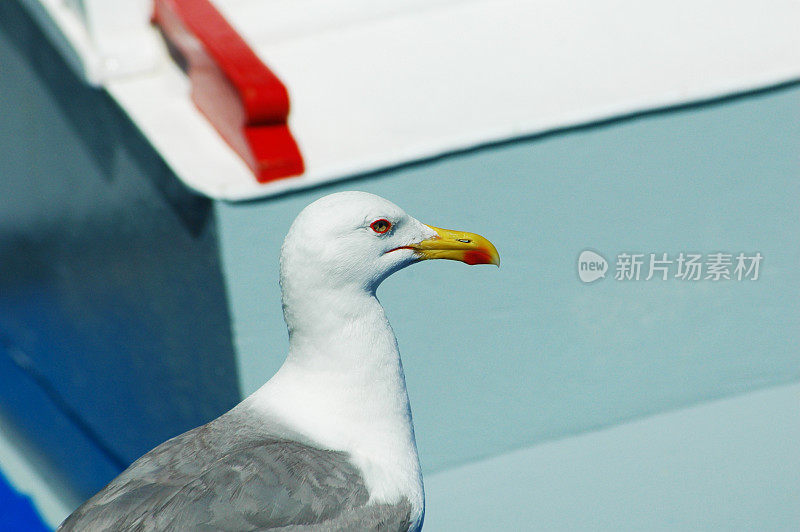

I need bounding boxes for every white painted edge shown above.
[24,0,800,201]
[20,0,159,85]
[108,66,800,202]
[0,414,73,529]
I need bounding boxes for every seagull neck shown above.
[248,285,424,517]
[278,287,414,431]
[284,287,395,364]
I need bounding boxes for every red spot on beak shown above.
[463,250,494,265]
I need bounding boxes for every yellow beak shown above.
[410,225,500,266]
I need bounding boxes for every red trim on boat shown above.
[153,0,304,183]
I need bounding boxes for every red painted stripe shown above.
[153,0,304,183]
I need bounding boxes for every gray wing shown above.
[279,499,415,532]
[58,411,413,531]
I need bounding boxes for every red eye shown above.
[370,219,392,234]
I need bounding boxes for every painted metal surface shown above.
[0,469,50,532]
[28,0,797,201]
[215,83,800,476]
[0,2,240,502]
[0,412,72,529]
[1,1,798,526]
[114,0,800,200]
[425,382,800,530]
[17,0,157,85]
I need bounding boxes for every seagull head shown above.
[280,191,499,294]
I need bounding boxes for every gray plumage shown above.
[58,407,414,531]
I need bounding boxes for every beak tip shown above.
[463,250,500,266]
[418,224,500,267]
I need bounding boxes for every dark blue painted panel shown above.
[0,469,50,532]
[0,1,240,502]
[0,335,121,505]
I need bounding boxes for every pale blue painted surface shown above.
[425,381,800,531]
[215,84,800,478]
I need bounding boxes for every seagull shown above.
[59,191,499,531]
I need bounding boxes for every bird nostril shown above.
[457,239,472,243]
